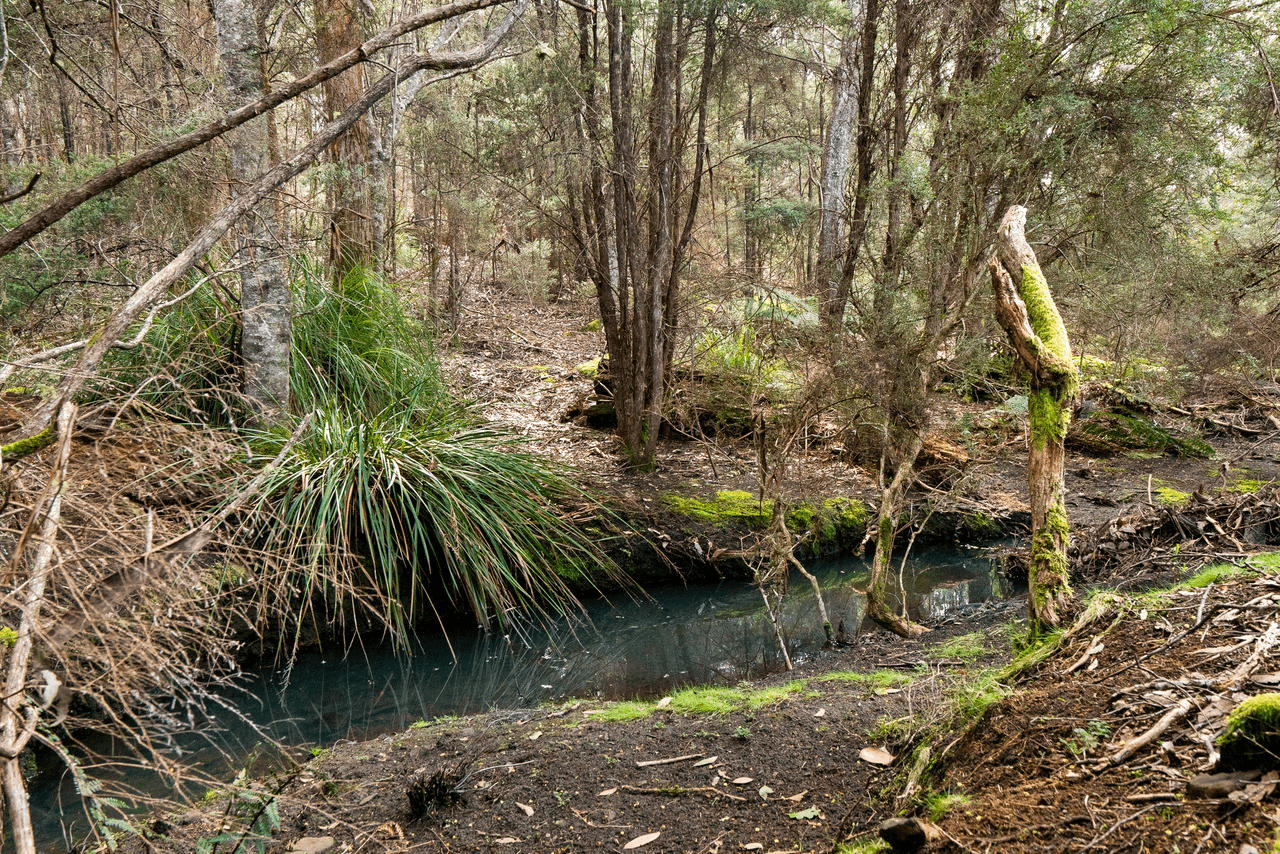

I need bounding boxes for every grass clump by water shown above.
[587,702,655,723]
[932,632,988,664]
[816,670,915,692]
[244,269,611,641]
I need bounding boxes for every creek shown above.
[31,545,1016,850]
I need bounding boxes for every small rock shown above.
[1186,771,1262,800]
[879,817,941,852]
[289,837,338,854]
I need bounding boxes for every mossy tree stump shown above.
[989,206,1079,636]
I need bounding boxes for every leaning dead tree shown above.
[989,205,1080,636]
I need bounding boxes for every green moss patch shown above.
[1219,693,1280,770]
[1154,486,1190,506]
[1067,411,1213,459]
[663,490,773,527]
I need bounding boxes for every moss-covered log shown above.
[0,426,56,464]
[990,206,1079,637]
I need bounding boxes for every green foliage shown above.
[247,401,599,638]
[291,264,446,414]
[932,632,988,664]
[924,789,971,821]
[669,686,748,715]
[816,670,915,691]
[586,701,654,723]
[836,839,890,854]
[196,789,281,854]
[733,725,752,741]
[1060,720,1112,758]
[1184,563,1249,588]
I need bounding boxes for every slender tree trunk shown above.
[815,0,862,301]
[989,205,1079,636]
[214,0,292,422]
[315,0,380,280]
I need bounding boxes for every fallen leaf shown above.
[694,756,719,767]
[758,785,774,800]
[788,807,821,820]
[732,777,754,784]
[874,687,901,695]
[516,802,534,816]
[656,697,672,708]
[813,708,826,717]
[859,746,894,766]
[1251,673,1280,686]
[599,787,617,796]
[528,731,542,741]
[784,791,808,801]
[475,780,489,789]
[624,831,661,849]
[496,838,520,845]
[743,845,764,851]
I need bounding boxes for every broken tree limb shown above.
[989,205,1079,635]
[1,400,75,854]
[11,1,528,446]
[1101,697,1201,768]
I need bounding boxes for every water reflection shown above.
[31,545,1014,849]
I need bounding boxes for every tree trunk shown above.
[315,0,381,280]
[989,205,1079,636]
[864,426,929,638]
[814,0,862,300]
[214,0,292,423]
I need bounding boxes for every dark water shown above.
[30,545,1015,849]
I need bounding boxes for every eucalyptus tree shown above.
[214,0,292,421]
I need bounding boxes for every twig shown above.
[1080,803,1165,851]
[619,784,746,802]
[636,753,702,767]
[0,172,40,205]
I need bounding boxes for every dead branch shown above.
[0,0,511,260]
[12,2,529,446]
[1098,697,1201,768]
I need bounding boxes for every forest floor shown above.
[123,281,1280,854]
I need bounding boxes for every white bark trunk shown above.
[215,0,291,422]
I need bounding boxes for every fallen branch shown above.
[636,753,702,768]
[1098,697,1201,768]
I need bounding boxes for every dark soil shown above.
[132,607,1022,854]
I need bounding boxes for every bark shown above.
[825,0,881,333]
[1,402,75,854]
[814,0,863,301]
[11,4,529,447]
[0,0,508,261]
[316,0,382,278]
[214,0,291,422]
[864,427,929,638]
[989,205,1079,635]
